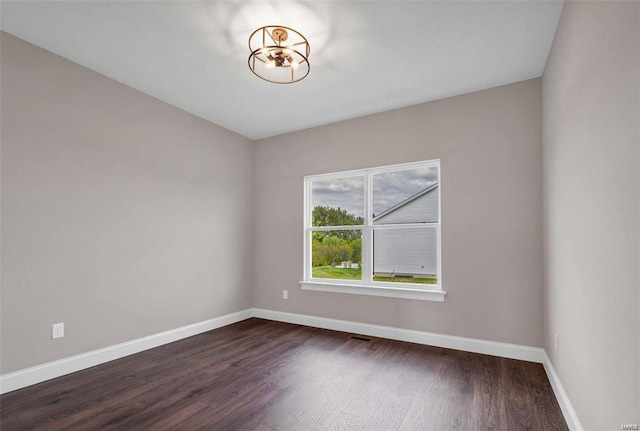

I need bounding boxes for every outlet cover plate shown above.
[52,322,64,339]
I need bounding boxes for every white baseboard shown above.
[252,308,546,363]
[542,352,584,431]
[0,309,253,394]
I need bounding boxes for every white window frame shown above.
[300,159,445,302]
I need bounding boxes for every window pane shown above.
[311,176,364,226]
[312,230,362,281]
[373,228,437,285]
[372,166,439,224]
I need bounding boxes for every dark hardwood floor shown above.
[0,318,568,430]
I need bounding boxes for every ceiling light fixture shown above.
[248,25,310,84]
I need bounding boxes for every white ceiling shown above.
[0,1,563,140]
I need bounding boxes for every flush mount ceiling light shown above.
[248,25,310,84]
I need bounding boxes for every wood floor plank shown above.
[326,412,368,431]
[362,346,428,430]
[341,339,408,420]
[524,361,569,431]
[432,350,477,430]
[502,357,545,431]
[0,318,569,431]
[469,353,507,431]
[397,349,451,431]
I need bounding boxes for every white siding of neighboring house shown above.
[373,186,439,277]
[373,228,437,276]
[373,188,438,224]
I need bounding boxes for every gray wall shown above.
[542,1,640,429]
[0,33,254,374]
[254,79,543,347]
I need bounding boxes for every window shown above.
[301,160,444,302]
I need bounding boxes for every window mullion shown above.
[375,222,440,230]
[362,172,373,284]
[310,225,364,231]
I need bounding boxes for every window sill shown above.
[299,281,446,302]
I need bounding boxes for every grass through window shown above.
[312,266,437,285]
[312,266,361,280]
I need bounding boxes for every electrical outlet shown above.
[52,322,64,339]
[283,290,288,300]
[555,333,559,352]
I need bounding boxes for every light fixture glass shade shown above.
[248,25,310,84]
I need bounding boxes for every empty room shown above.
[0,1,638,430]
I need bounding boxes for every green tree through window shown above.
[311,206,362,268]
